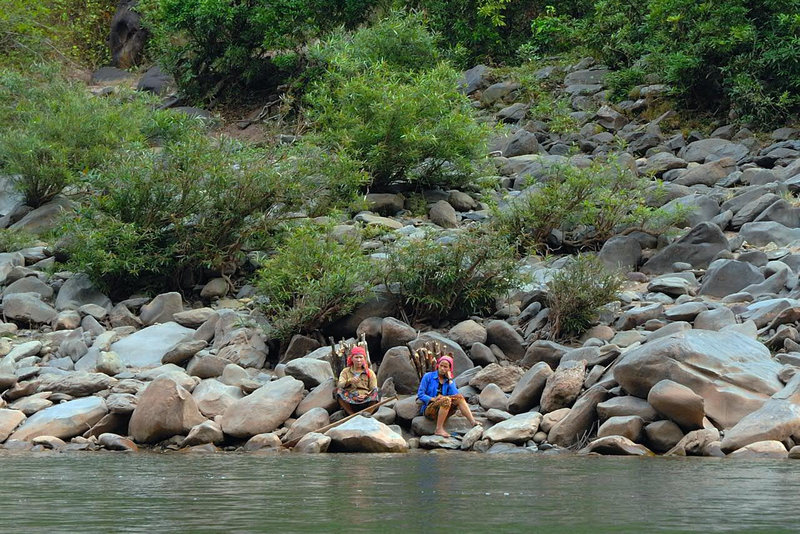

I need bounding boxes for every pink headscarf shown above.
[436,355,455,380]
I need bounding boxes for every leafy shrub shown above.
[305,14,488,191]
[493,157,672,253]
[580,0,800,123]
[0,229,38,253]
[382,229,520,323]
[62,133,297,296]
[254,223,375,340]
[52,0,117,67]
[409,0,580,66]
[546,254,622,339]
[140,0,378,101]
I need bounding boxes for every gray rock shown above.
[220,376,305,438]
[581,435,653,456]
[55,273,110,311]
[699,260,764,297]
[647,379,705,431]
[693,307,736,331]
[111,322,194,368]
[507,362,552,414]
[615,329,781,428]
[295,378,338,417]
[597,396,658,422]
[325,415,408,452]
[3,277,53,300]
[740,221,800,247]
[293,432,331,453]
[182,420,224,446]
[284,358,334,389]
[280,335,321,364]
[479,383,508,411]
[644,420,684,453]
[540,360,586,413]
[128,377,206,443]
[139,292,183,326]
[380,317,417,352]
[642,223,729,274]
[673,158,736,186]
[283,407,330,444]
[548,385,609,447]
[191,378,243,418]
[376,347,418,395]
[469,363,524,393]
[680,139,750,163]
[485,320,525,361]
[483,411,542,444]
[9,397,107,441]
[502,129,539,157]
[0,409,25,442]
[720,374,800,453]
[2,293,57,323]
[429,200,458,228]
[598,236,642,272]
[162,339,207,366]
[448,320,487,348]
[597,415,645,441]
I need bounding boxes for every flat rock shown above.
[9,397,107,441]
[0,409,25,442]
[641,223,729,274]
[139,292,183,326]
[55,273,111,311]
[2,293,57,323]
[581,436,654,456]
[111,322,194,367]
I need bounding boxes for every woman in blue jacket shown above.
[417,355,481,437]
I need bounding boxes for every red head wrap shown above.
[436,355,455,379]
[347,346,369,371]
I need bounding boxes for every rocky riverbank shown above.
[1,57,800,458]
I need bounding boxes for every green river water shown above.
[1,451,798,533]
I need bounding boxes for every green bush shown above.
[546,254,622,339]
[409,0,578,66]
[382,229,520,323]
[305,14,489,191]
[0,78,157,207]
[0,229,39,253]
[580,0,800,123]
[62,133,297,296]
[254,223,375,340]
[493,158,673,253]
[140,0,378,101]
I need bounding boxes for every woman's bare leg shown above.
[434,398,453,437]
[454,396,480,426]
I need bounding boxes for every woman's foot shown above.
[434,429,451,438]
[470,419,482,427]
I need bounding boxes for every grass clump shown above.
[546,254,623,339]
[254,223,375,341]
[382,229,520,324]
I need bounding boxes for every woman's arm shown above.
[368,369,378,391]
[417,373,433,404]
[337,368,349,389]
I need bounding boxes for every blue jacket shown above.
[417,371,458,414]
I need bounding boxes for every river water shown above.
[2,451,798,533]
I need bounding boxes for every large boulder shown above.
[2,293,57,323]
[539,360,586,413]
[38,372,117,397]
[0,409,26,442]
[283,407,330,444]
[507,362,553,414]
[548,385,609,447]
[614,329,782,428]
[720,374,800,453]
[55,273,111,311]
[698,260,764,297]
[191,378,244,418]
[111,322,194,367]
[220,376,304,438]
[485,320,525,361]
[482,412,542,444]
[647,379,705,431]
[9,397,107,441]
[376,347,419,395]
[284,358,334,389]
[468,363,524,393]
[128,377,206,443]
[325,415,408,453]
[641,223,729,274]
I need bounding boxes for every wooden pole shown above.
[283,395,398,448]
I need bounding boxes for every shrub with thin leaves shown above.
[305,14,488,191]
[62,133,296,296]
[493,157,673,254]
[382,229,520,324]
[546,254,622,339]
[254,223,375,340]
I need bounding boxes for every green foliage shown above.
[579,0,800,123]
[546,254,622,339]
[382,229,520,323]
[410,0,570,66]
[0,229,38,253]
[305,14,488,191]
[0,0,115,67]
[493,158,672,253]
[62,133,296,296]
[140,0,378,101]
[254,223,375,340]
[519,5,579,58]
[605,67,647,102]
[0,75,159,207]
